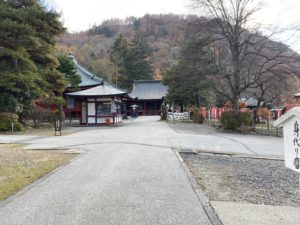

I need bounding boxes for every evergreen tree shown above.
[0,0,66,114]
[0,93,18,113]
[126,32,153,81]
[109,34,129,87]
[163,36,213,106]
[57,55,81,87]
[110,32,153,90]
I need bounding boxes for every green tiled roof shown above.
[68,56,102,87]
[76,62,102,87]
[67,55,127,97]
[129,80,168,100]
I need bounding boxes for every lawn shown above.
[0,144,77,202]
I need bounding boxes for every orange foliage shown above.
[224,101,233,109]
[257,108,272,120]
[239,101,247,108]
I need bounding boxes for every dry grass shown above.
[19,127,76,136]
[0,144,77,201]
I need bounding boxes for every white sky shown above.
[49,0,189,32]
[48,0,300,52]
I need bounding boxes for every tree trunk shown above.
[232,91,240,110]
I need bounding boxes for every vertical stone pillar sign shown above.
[274,107,300,173]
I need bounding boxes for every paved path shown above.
[0,117,211,225]
[0,117,285,225]
[169,122,283,158]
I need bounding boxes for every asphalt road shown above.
[0,116,285,225]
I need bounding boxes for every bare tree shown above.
[245,41,300,107]
[191,0,300,109]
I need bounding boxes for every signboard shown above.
[54,119,62,136]
[274,107,300,173]
[292,121,300,170]
[282,119,300,172]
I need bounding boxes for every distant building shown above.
[286,93,300,109]
[240,97,262,109]
[128,80,168,116]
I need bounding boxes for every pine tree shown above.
[127,32,153,81]
[57,55,81,87]
[109,32,153,90]
[0,0,66,114]
[109,34,129,87]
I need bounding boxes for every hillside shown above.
[56,14,196,80]
[56,14,300,98]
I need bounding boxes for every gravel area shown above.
[181,153,300,207]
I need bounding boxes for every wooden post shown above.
[59,103,63,130]
[208,108,211,126]
[172,103,174,123]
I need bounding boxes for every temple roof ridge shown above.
[68,54,102,87]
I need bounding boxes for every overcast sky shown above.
[48,0,189,31]
[48,0,300,51]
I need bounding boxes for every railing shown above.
[252,121,283,137]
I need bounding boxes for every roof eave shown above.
[66,93,127,97]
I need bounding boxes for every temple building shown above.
[64,57,102,118]
[128,80,168,116]
[65,58,128,125]
[66,81,127,125]
[65,57,168,123]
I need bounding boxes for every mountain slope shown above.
[56,14,300,98]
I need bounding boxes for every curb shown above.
[0,148,87,208]
[174,150,223,225]
[178,148,284,161]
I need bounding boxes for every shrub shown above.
[31,108,52,127]
[191,108,205,124]
[257,108,272,120]
[0,112,23,131]
[49,110,65,123]
[29,107,65,128]
[220,110,253,131]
